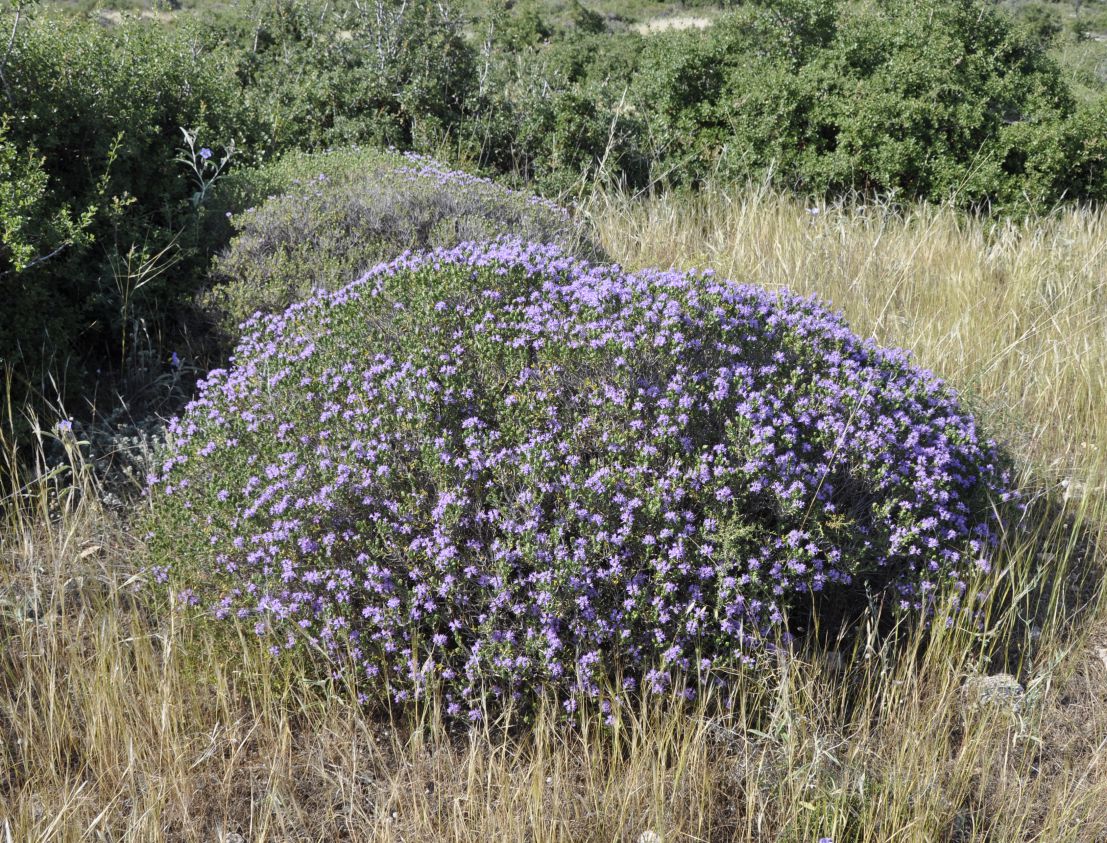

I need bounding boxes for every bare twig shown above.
[0,1,27,108]
[0,241,67,279]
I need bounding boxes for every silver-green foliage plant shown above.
[206,148,594,339]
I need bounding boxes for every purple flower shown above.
[199,147,213,160]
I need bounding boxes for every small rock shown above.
[0,587,43,622]
[962,673,1024,710]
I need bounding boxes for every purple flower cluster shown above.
[150,241,1012,719]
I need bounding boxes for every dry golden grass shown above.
[587,185,1107,487]
[2,187,1106,842]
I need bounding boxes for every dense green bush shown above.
[0,123,96,414]
[205,148,593,340]
[466,28,649,192]
[1,12,253,418]
[0,123,93,276]
[635,0,1107,208]
[207,0,477,153]
[1015,2,1064,47]
[472,0,1107,204]
[151,241,1013,719]
[491,0,553,50]
[498,82,648,193]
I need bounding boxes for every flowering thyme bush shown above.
[151,241,1013,720]
[207,150,589,340]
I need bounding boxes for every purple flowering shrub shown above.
[150,241,1013,719]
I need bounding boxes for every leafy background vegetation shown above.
[3,0,1107,431]
[1,0,1106,840]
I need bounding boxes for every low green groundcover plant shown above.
[150,241,1014,721]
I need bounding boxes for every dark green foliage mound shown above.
[208,0,476,152]
[634,0,1107,209]
[1,13,254,423]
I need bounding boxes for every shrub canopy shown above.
[0,13,252,426]
[635,0,1107,208]
[151,242,1013,719]
[207,149,589,339]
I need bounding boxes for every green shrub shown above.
[990,96,1107,204]
[0,121,93,275]
[1015,3,1063,48]
[491,0,553,50]
[212,0,476,153]
[1,11,253,419]
[465,31,649,192]
[205,148,595,339]
[635,0,1107,208]
[634,28,731,178]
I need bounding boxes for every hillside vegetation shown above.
[3,188,1106,840]
[3,0,1107,420]
[1,0,1106,840]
